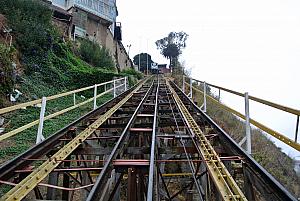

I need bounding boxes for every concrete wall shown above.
[83,16,132,71]
[116,41,132,69]
[86,17,105,44]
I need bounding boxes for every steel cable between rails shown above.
[172,81,247,201]
[164,82,204,200]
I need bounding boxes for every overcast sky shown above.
[117,0,300,158]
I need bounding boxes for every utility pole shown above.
[139,36,141,72]
[146,55,149,75]
[138,54,141,71]
[146,39,149,75]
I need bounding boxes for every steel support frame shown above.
[86,80,156,200]
[159,80,205,200]
[171,80,297,201]
[167,79,247,201]
[1,78,150,201]
[0,76,297,201]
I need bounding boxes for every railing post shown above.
[218,88,221,102]
[125,77,127,91]
[295,115,299,143]
[245,92,251,154]
[182,75,185,94]
[93,84,97,110]
[203,82,207,113]
[36,97,46,144]
[113,79,116,98]
[104,83,107,92]
[189,77,193,99]
[73,93,76,106]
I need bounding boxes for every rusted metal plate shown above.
[129,128,153,132]
[113,160,149,166]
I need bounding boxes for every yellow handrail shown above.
[186,76,300,116]
[0,78,124,115]
[0,88,113,142]
[190,84,300,152]
[0,78,126,142]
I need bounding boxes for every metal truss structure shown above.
[0,76,297,201]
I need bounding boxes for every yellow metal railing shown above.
[190,77,300,116]
[182,76,300,152]
[0,77,127,142]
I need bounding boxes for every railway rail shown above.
[0,76,297,201]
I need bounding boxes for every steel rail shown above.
[167,79,247,201]
[190,84,300,152]
[189,77,300,116]
[19,157,242,163]
[146,77,159,201]
[1,78,149,201]
[172,80,298,201]
[86,79,155,201]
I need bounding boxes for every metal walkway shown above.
[0,76,297,201]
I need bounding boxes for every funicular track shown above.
[166,79,297,201]
[0,76,297,201]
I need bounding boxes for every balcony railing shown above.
[51,0,116,23]
[74,0,116,23]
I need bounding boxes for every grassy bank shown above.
[0,0,143,163]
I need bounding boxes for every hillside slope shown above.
[0,0,141,107]
[0,0,142,166]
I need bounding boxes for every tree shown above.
[133,53,153,73]
[155,31,188,71]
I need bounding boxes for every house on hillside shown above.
[158,64,170,74]
[43,0,133,71]
[150,63,170,74]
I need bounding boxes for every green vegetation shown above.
[0,0,126,93]
[0,87,112,163]
[120,68,143,80]
[120,68,143,86]
[0,44,15,107]
[0,0,142,164]
[79,39,115,69]
[0,0,54,55]
[47,42,118,89]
